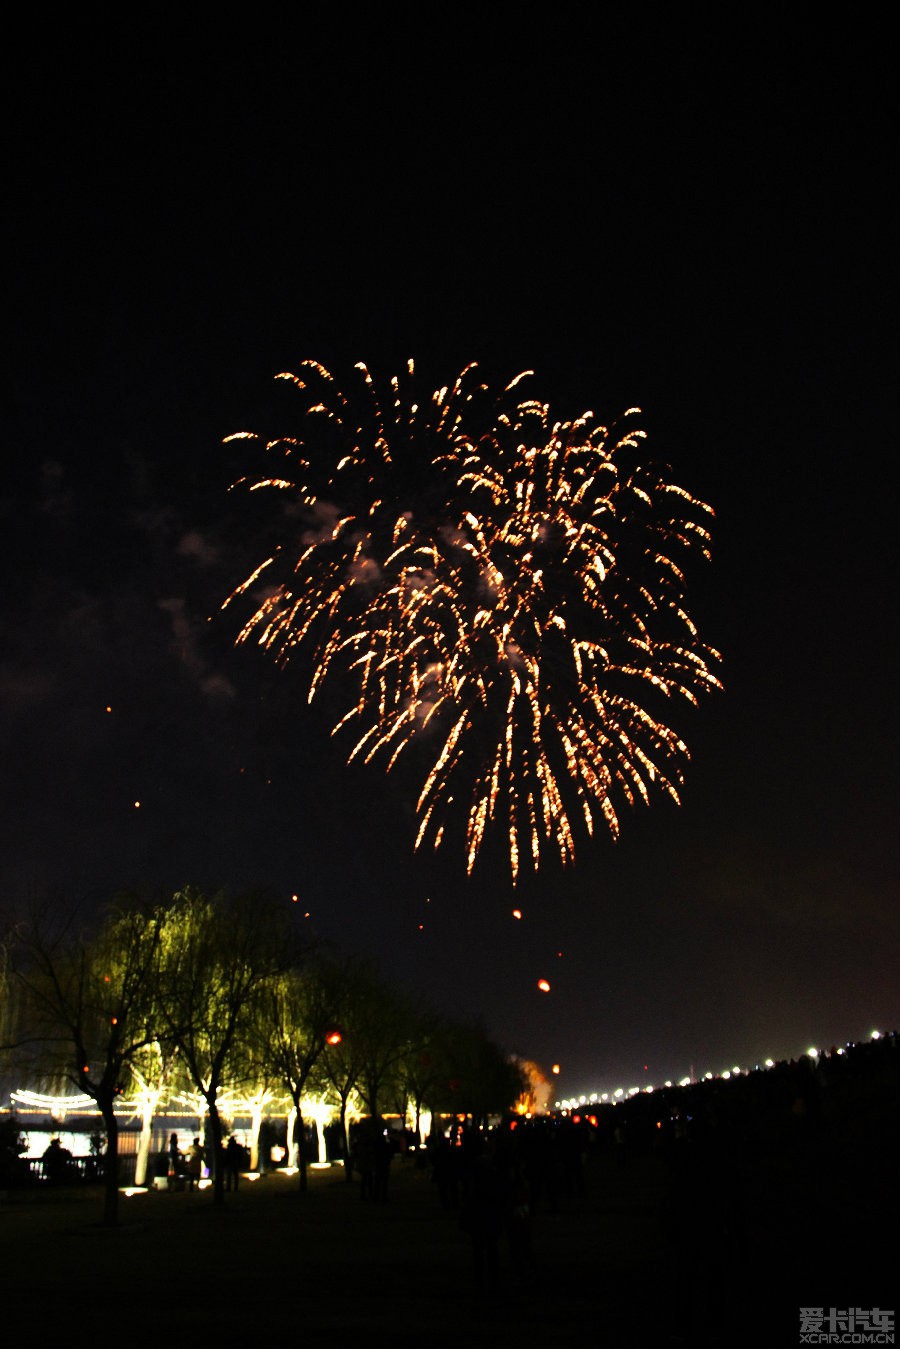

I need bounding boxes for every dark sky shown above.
[3,22,897,1099]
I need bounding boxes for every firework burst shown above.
[225,362,721,883]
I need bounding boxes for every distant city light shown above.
[545,1031,894,1109]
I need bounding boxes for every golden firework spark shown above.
[225,362,721,883]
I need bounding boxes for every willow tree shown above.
[155,888,294,1206]
[9,899,166,1226]
[338,963,421,1123]
[256,957,341,1191]
[125,1038,179,1186]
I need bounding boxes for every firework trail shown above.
[225,362,721,882]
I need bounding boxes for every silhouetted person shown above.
[373,1125,392,1203]
[505,1160,533,1285]
[188,1138,203,1191]
[431,1134,459,1210]
[167,1132,180,1179]
[225,1135,242,1191]
[354,1123,377,1201]
[460,1150,505,1295]
[42,1137,72,1185]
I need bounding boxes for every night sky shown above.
[4,22,897,1099]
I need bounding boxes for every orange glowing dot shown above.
[133,800,141,809]
[105,706,112,714]
[512,909,523,920]
[537,979,551,992]
[111,1017,118,1025]
[291,894,299,902]
[552,1063,560,1074]
[326,1031,342,1046]
[83,1065,89,1073]
[417,924,424,931]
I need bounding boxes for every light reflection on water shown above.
[22,1130,96,1159]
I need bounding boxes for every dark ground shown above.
[2,1115,895,1349]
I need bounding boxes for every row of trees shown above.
[1,889,525,1225]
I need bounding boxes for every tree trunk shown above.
[207,1098,225,1206]
[249,1103,264,1172]
[295,1105,308,1192]
[339,1098,353,1181]
[133,1098,155,1186]
[101,1102,119,1227]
